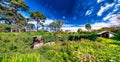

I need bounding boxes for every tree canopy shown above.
[85,24,91,31]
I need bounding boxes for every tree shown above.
[49,22,56,32]
[112,30,120,41]
[26,23,35,31]
[49,20,64,32]
[85,24,91,31]
[0,0,29,32]
[0,23,11,32]
[40,23,44,31]
[77,28,83,33]
[30,11,46,32]
[2,10,27,32]
[56,20,63,32]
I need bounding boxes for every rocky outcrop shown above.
[31,36,64,49]
[58,36,64,42]
[31,36,44,49]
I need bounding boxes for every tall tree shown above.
[0,0,29,32]
[49,22,56,32]
[30,11,46,32]
[56,20,63,32]
[85,24,91,31]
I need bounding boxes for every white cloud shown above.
[62,24,74,27]
[97,0,104,3]
[43,19,54,25]
[28,21,37,24]
[86,10,92,15]
[61,24,85,32]
[91,15,120,30]
[109,15,120,26]
[27,15,120,32]
[97,3,114,16]
[62,27,80,32]
[91,22,109,30]
[28,19,54,25]
[61,18,120,32]
[103,13,115,21]
[62,22,110,32]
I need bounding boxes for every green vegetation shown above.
[1,53,40,62]
[0,24,10,32]
[1,0,120,62]
[0,32,120,62]
[39,39,120,62]
[112,30,120,41]
[30,11,46,32]
[49,20,63,32]
[85,24,91,31]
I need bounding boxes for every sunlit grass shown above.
[1,53,40,62]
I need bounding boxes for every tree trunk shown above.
[18,28,20,33]
[10,22,13,32]
[36,18,39,32]
[10,27,12,32]
[37,22,38,32]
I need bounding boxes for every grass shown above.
[0,32,120,62]
[1,53,40,62]
[38,39,120,62]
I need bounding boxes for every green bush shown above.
[0,24,10,32]
[112,30,120,41]
[68,33,97,41]
[43,35,58,43]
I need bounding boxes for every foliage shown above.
[77,28,83,33]
[49,22,56,32]
[85,24,91,31]
[112,30,120,41]
[68,32,97,41]
[0,32,120,62]
[30,11,46,20]
[0,24,10,32]
[49,20,63,32]
[0,0,29,32]
[10,0,29,11]
[30,11,46,32]
[1,53,40,62]
[56,20,63,32]
[39,39,120,62]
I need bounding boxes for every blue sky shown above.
[24,0,120,31]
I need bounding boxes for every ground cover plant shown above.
[0,32,120,62]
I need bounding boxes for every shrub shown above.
[68,33,97,41]
[0,24,10,32]
[112,30,120,41]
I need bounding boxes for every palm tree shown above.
[85,24,91,31]
[30,11,46,32]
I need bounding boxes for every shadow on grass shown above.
[110,41,120,46]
